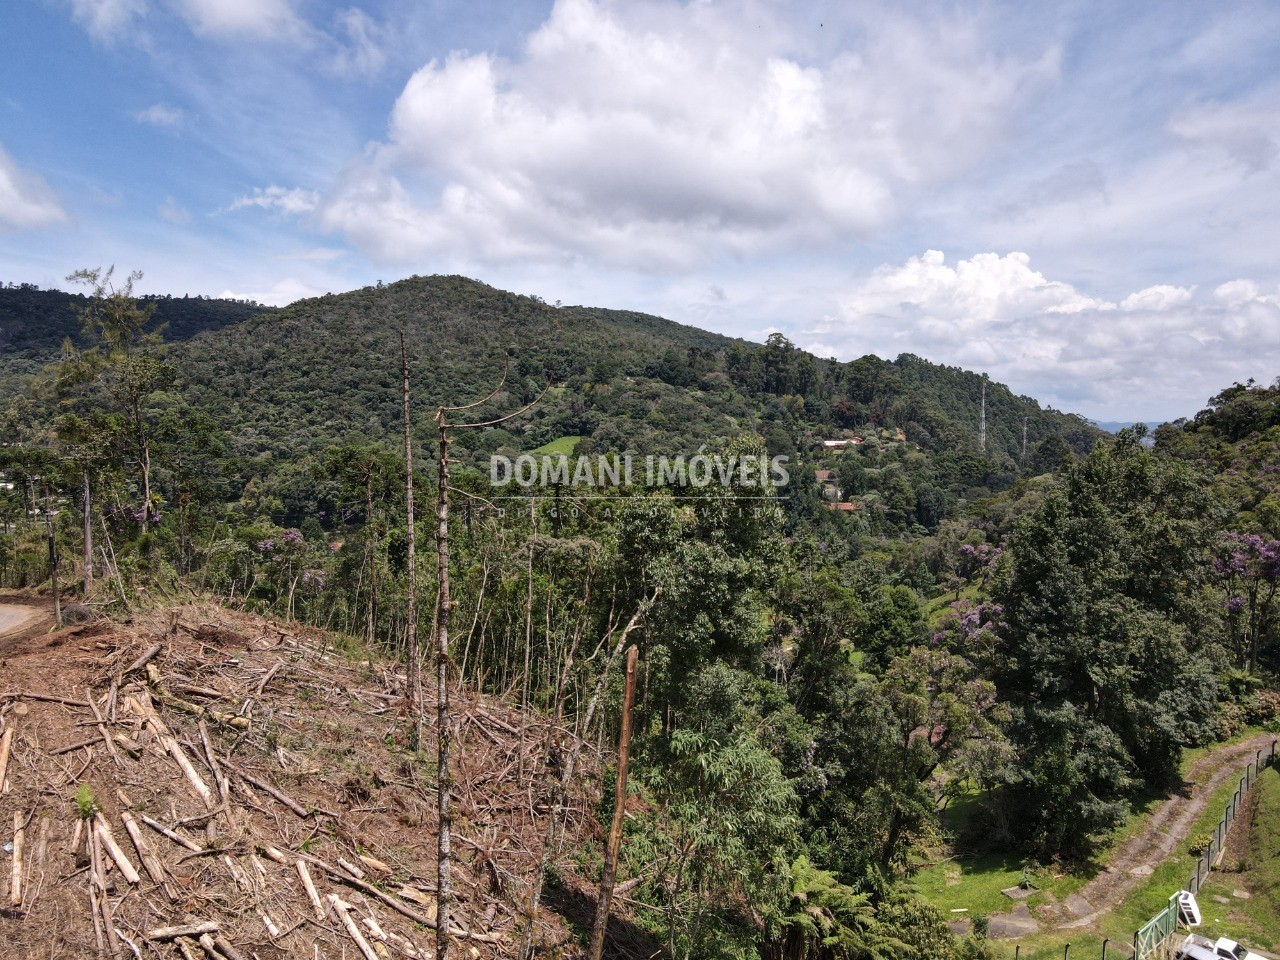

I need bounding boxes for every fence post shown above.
[1064,943,1070,959]
[1134,932,1140,959]
[1102,938,1109,960]
[1014,946,1020,960]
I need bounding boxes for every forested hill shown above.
[0,283,272,357]
[155,274,1100,470]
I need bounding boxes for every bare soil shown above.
[0,600,654,959]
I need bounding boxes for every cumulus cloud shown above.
[133,103,184,126]
[0,146,68,231]
[67,0,146,41]
[804,250,1280,418]
[169,0,304,40]
[230,185,319,215]
[299,0,1057,267]
[216,276,325,306]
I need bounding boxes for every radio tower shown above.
[979,375,987,454]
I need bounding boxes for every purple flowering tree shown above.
[1214,532,1280,671]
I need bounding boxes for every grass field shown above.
[528,435,583,456]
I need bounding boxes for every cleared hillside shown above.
[0,599,642,959]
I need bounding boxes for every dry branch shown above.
[138,814,202,853]
[145,921,219,941]
[0,727,13,793]
[10,811,24,907]
[122,643,164,676]
[226,764,310,818]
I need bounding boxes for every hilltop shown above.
[0,275,1101,479]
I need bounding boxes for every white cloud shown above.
[1120,284,1195,311]
[1169,96,1280,174]
[157,196,191,224]
[168,0,303,40]
[805,251,1280,418]
[330,8,386,76]
[230,185,319,215]
[133,103,184,126]
[67,0,146,41]
[216,276,323,306]
[303,0,1056,267]
[0,146,68,231]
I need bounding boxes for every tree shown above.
[995,433,1219,853]
[764,856,903,960]
[65,267,168,528]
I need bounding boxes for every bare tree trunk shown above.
[141,433,153,528]
[44,482,62,628]
[434,406,453,960]
[518,584,649,960]
[587,645,639,960]
[82,469,93,593]
[366,473,377,646]
[401,334,423,747]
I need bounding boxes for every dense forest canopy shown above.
[1,271,1276,960]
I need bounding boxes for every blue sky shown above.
[3,0,1280,420]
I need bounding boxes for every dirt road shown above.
[988,731,1279,939]
[0,603,39,637]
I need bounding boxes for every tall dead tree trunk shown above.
[434,404,454,960]
[401,334,423,747]
[429,354,551,960]
[43,481,62,629]
[517,593,655,960]
[82,469,93,594]
[365,472,378,646]
[587,644,640,960]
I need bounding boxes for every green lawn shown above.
[528,435,583,456]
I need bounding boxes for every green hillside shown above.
[157,274,1098,470]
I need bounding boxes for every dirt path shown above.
[988,733,1278,938]
[0,599,56,658]
[0,603,39,637]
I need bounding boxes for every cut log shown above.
[153,727,215,808]
[295,860,325,922]
[94,816,140,884]
[139,814,203,853]
[146,922,219,941]
[0,727,13,793]
[10,811,24,907]
[120,811,174,899]
[328,895,381,960]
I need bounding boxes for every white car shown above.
[1177,934,1264,960]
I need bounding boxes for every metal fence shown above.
[1183,740,1276,897]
